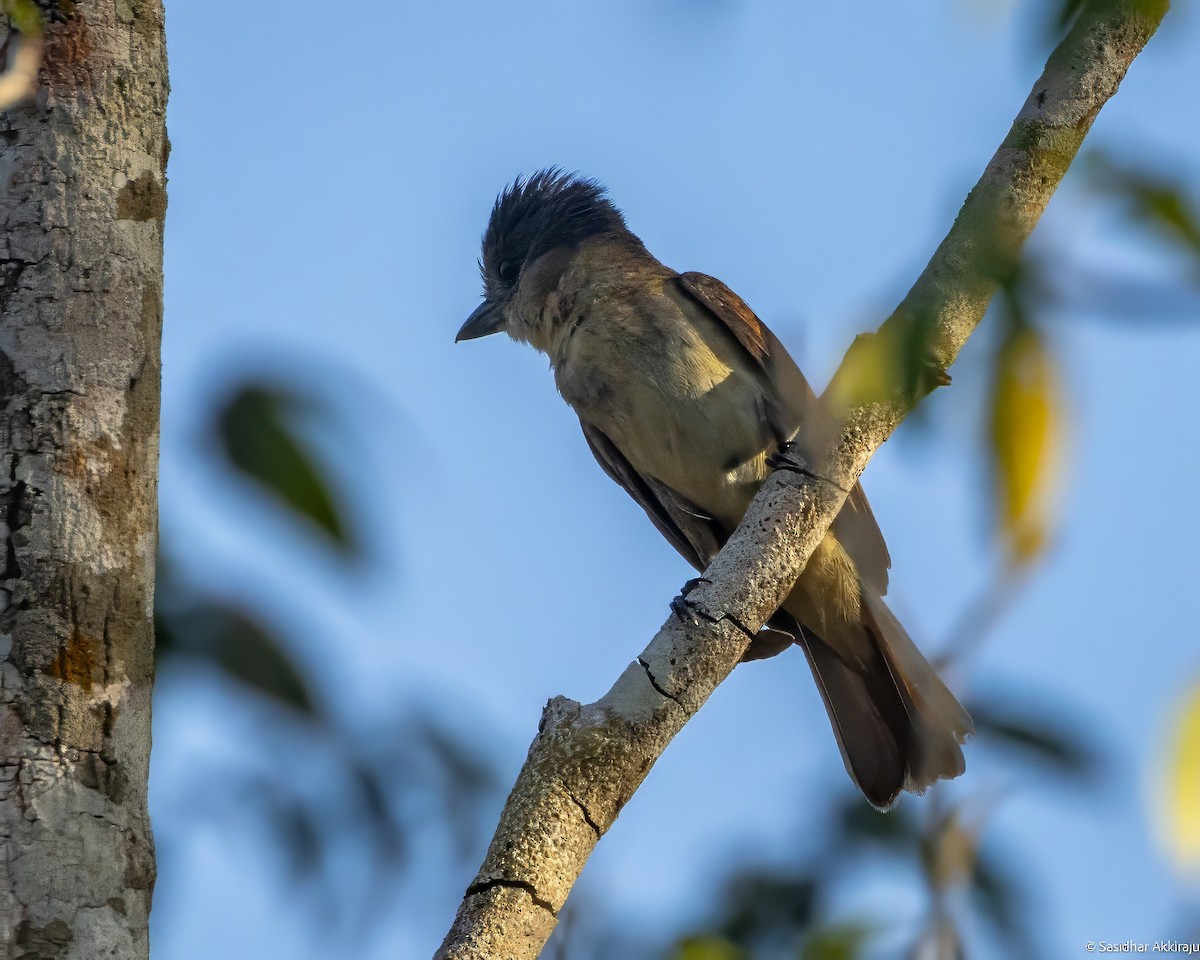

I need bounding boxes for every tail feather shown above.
[788,592,973,809]
[797,634,909,809]
[860,591,974,794]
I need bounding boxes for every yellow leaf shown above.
[1157,680,1200,872]
[829,320,943,415]
[988,324,1064,567]
[830,330,898,411]
[671,935,748,960]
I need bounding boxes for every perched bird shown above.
[457,170,972,809]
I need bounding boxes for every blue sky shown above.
[152,1,1200,956]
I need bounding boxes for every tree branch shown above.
[434,2,1167,956]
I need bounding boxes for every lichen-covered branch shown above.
[434,2,1167,957]
[1,3,167,957]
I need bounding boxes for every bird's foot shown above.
[670,577,712,623]
[766,440,809,476]
[767,442,849,492]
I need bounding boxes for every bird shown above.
[456,169,972,809]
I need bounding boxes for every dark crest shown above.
[480,169,631,299]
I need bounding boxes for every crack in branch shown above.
[561,783,601,838]
[465,878,557,917]
[637,657,683,708]
[720,612,756,640]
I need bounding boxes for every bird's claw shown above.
[768,442,849,493]
[766,440,806,475]
[671,577,712,622]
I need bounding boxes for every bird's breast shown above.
[554,304,775,530]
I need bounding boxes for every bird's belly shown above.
[561,346,772,532]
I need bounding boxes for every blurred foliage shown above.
[216,385,356,553]
[650,686,1101,960]
[672,936,749,960]
[967,691,1101,780]
[987,309,1063,569]
[156,376,500,920]
[2,0,43,37]
[827,314,951,417]
[156,557,316,714]
[801,922,876,960]
[0,0,45,112]
[1085,152,1200,262]
[1159,681,1200,873]
[1044,0,1086,40]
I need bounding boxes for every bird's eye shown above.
[497,260,519,285]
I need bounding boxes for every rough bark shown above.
[0,3,167,958]
[434,1,1168,958]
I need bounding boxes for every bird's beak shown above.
[456,301,507,342]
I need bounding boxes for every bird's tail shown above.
[793,590,973,810]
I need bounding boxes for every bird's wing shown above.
[581,421,726,572]
[675,271,772,368]
[835,484,891,595]
[675,270,814,436]
[674,270,892,593]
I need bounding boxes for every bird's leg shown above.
[670,576,712,623]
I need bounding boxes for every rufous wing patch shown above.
[677,271,771,369]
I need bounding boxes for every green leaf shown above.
[1052,0,1086,34]
[972,850,1021,939]
[715,871,816,946]
[671,936,748,960]
[411,716,500,858]
[970,847,1041,960]
[164,605,317,716]
[2,0,44,37]
[274,795,324,879]
[153,551,315,713]
[1087,153,1200,255]
[216,385,354,552]
[967,698,1099,780]
[837,794,921,849]
[827,314,948,418]
[801,921,875,960]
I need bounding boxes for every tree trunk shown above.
[0,3,167,958]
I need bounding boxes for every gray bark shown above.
[434,1,1168,957]
[0,3,167,958]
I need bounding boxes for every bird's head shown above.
[456,169,631,345]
